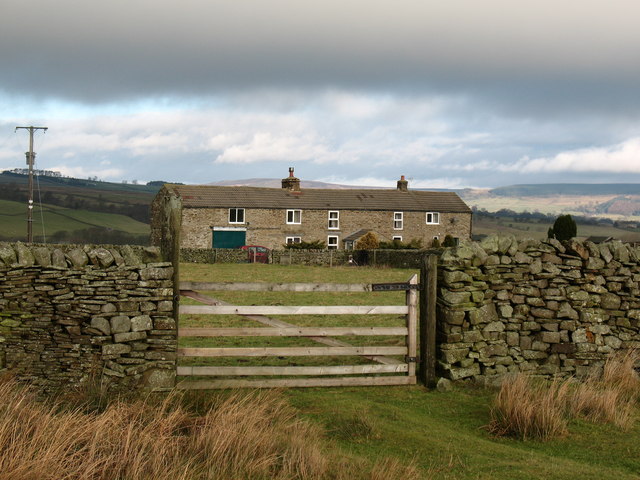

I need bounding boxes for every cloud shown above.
[1,0,639,116]
[507,138,640,174]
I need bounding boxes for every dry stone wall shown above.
[438,236,640,383]
[0,242,177,394]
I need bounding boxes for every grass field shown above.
[473,214,640,242]
[0,198,150,239]
[178,263,640,479]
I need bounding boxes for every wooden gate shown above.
[176,275,418,389]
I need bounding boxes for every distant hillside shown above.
[207,178,379,189]
[0,171,162,243]
[490,184,640,197]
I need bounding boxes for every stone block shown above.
[131,315,153,331]
[90,317,111,335]
[445,363,481,380]
[539,331,561,344]
[110,316,131,334]
[483,321,505,332]
[113,331,147,343]
[102,343,132,355]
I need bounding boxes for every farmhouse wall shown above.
[0,242,177,394]
[437,236,640,383]
[177,207,471,250]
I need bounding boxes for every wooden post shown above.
[419,254,438,387]
[406,274,418,380]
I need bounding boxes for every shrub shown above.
[442,235,457,247]
[284,240,326,250]
[548,214,577,241]
[355,232,379,250]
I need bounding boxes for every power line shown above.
[15,126,48,243]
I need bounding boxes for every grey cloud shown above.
[2,0,640,114]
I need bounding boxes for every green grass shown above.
[473,215,640,242]
[0,198,150,238]
[178,262,640,479]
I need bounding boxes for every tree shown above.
[355,232,379,250]
[548,214,577,241]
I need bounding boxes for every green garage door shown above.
[212,229,246,248]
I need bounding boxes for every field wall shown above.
[438,236,640,383]
[0,242,177,394]
[180,247,429,268]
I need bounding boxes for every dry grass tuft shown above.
[488,350,639,440]
[487,374,569,440]
[0,377,327,480]
[0,376,427,480]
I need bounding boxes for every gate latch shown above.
[405,356,418,363]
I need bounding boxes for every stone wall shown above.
[180,247,430,268]
[0,242,177,393]
[437,236,640,383]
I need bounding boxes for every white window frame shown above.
[327,235,339,249]
[286,209,302,224]
[286,236,302,245]
[393,212,403,230]
[328,210,339,230]
[426,212,440,225]
[392,236,403,241]
[228,208,245,224]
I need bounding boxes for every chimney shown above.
[281,167,301,192]
[397,175,408,192]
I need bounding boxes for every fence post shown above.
[419,254,438,387]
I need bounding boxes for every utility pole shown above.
[15,126,48,243]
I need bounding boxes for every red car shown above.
[240,245,270,263]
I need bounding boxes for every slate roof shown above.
[167,185,471,213]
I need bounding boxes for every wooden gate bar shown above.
[177,364,409,376]
[176,376,415,389]
[178,326,409,337]
[180,305,408,315]
[178,346,407,357]
[180,281,373,292]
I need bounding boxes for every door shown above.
[212,228,246,248]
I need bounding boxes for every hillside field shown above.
[472,214,640,242]
[0,198,150,241]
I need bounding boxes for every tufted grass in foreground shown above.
[0,376,420,480]
[487,350,640,441]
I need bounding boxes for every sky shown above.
[1,0,640,189]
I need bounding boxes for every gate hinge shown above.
[405,356,418,363]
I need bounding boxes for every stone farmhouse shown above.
[150,169,472,251]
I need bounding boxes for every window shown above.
[286,209,301,224]
[228,208,245,224]
[328,211,339,230]
[392,236,402,241]
[286,236,301,244]
[426,212,440,224]
[393,212,403,230]
[327,235,339,249]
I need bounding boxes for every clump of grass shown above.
[569,350,639,430]
[487,374,569,440]
[487,350,639,441]
[328,410,381,443]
